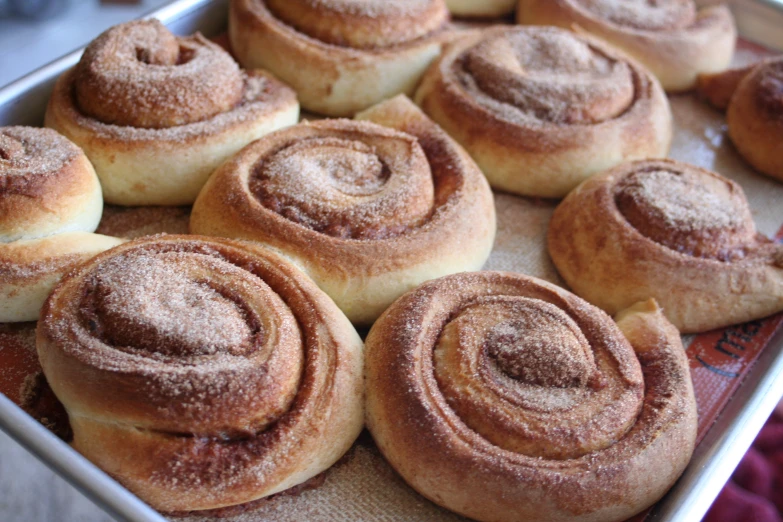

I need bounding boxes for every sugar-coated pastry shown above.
[191,95,496,325]
[229,0,453,116]
[0,127,123,322]
[45,19,299,206]
[415,26,671,198]
[36,235,364,512]
[548,159,783,333]
[727,57,783,182]
[517,0,736,92]
[366,271,697,522]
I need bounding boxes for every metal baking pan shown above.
[1,0,782,521]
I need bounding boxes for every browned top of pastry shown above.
[248,120,435,239]
[264,0,449,49]
[74,20,244,129]
[0,127,96,242]
[366,271,696,520]
[454,26,636,125]
[614,164,759,260]
[571,0,696,31]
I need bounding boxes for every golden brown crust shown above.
[36,235,364,512]
[191,95,496,325]
[45,20,299,206]
[445,0,516,17]
[696,64,755,110]
[229,0,454,116]
[548,159,783,333]
[414,26,672,198]
[727,57,783,182]
[517,0,736,92]
[0,127,123,322]
[365,272,697,522]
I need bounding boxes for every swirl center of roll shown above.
[460,29,635,124]
[73,20,244,129]
[616,169,756,259]
[85,253,256,358]
[484,302,593,388]
[251,123,435,240]
[574,0,696,31]
[433,295,643,459]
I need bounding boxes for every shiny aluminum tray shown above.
[1,1,782,521]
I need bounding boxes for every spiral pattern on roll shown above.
[415,26,672,198]
[249,123,434,239]
[549,159,783,332]
[365,271,696,522]
[191,96,496,325]
[37,236,364,512]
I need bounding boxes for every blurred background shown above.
[0,0,170,88]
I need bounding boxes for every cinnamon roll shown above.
[727,57,783,182]
[517,0,736,92]
[229,0,452,116]
[36,235,364,512]
[0,127,123,322]
[45,19,299,206]
[446,0,516,18]
[548,159,783,334]
[696,64,756,111]
[366,271,697,522]
[415,26,672,198]
[191,95,495,325]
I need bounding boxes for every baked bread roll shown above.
[366,271,697,522]
[0,127,123,322]
[727,57,783,182]
[45,19,299,206]
[517,0,736,92]
[191,95,496,325]
[229,0,452,116]
[696,64,756,110]
[415,26,671,198]
[548,159,783,333]
[446,0,516,18]
[36,235,364,512]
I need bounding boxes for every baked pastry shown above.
[727,57,783,182]
[36,235,364,512]
[415,26,671,198]
[229,0,452,116]
[696,64,756,110]
[191,95,496,325]
[0,127,123,322]
[446,0,516,18]
[516,0,736,92]
[45,19,299,206]
[548,159,783,333]
[366,271,697,522]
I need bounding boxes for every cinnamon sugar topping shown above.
[250,121,436,239]
[73,20,243,129]
[0,127,78,177]
[616,167,757,259]
[573,0,696,31]
[456,27,635,125]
